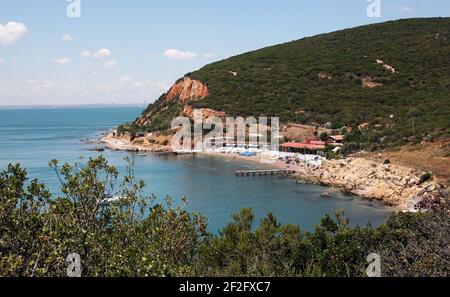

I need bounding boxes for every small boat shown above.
[321,192,332,198]
[101,196,124,205]
[239,151,256,157]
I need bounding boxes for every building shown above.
[327,135,345,146]
[280,142,326,155]
[310,140,327,146]
[280,134,345,155]
[206,137,269,151]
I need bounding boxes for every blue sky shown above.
[0,0,449,106]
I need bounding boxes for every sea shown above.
[0,107,396,232]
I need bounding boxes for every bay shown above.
[0,107,396,232]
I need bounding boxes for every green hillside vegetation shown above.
[1,157,449,277]
[128,18,450,150]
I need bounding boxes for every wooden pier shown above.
[235,169,296,177]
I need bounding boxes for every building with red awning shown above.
[280,142,326,154]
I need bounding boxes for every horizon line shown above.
[0,103,149,110]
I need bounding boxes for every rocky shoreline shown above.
[101,133,170,153]
[291,158,446,211]
[101,133,447,211]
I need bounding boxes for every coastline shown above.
[101,133,445,211]
[101,132,170,153]
[202,151,283,169]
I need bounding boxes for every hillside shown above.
[126,18,450,148]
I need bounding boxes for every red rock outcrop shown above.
[165,77,209,102]
[135,77,210,126]
[182,105,227,121]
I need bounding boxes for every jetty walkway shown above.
[235,169,296,177]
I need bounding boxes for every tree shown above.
[319,132,329,141]
[1,157,208,277]
[1,157,449,277]
[0,164,51,276]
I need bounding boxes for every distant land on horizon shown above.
[0,103,148,110]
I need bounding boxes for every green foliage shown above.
[1,158,449,277]
[195,209,306,276]
[119,95,183,134]
[374,211,450,276]
[0,164,51,276]
[0,157,207,277]
[319,132,328,141]
[419,172,433,184]
[138,18,450,145]
[196,208,450,277]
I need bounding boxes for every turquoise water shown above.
[0,107,395,232]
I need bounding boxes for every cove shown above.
[0,107,396,233]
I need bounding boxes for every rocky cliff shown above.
[296,157,446,209]
[136,76,213,128]
[135,18,450,146]
[165,77,209,102]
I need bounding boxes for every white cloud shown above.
[164,49,197,60]
[120,75,132,82]
[93,49,112,58]
[104,59,118,69]
[400,6,413,12]
[81,50,91,57]
[92,76,169,101]
[0,21,29,45]
[81,48,112,58]
[0,58,4,64]
[61,34,74,42]
[122,76,168,90]
[0,75,168,105]
[12,78,82,102]
[52,58,71,65]
[204,53,216,58]
[27,79,56,92]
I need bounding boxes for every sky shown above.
[0,0,449,106]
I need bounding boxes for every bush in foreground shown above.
[0,157,449,277]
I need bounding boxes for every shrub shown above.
[419,172,433,184]
[137,18,450,148]
[319,132,329,141]
[1,157,449,277]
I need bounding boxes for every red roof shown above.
[328,142,344,147]
[330,135,344,141]
[310,140,326,145]
[281,142,326,150]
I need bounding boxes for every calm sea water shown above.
[0,107,396,232]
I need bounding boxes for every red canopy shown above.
[310,140,326,145]
[280,142,326,150]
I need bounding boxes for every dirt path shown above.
[357,141,450,185]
